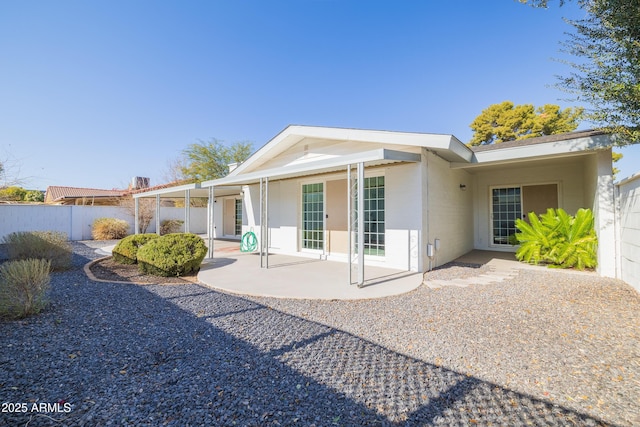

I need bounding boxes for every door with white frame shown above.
[490,184,558,246]
[222,198,243,239]
[301,182,325,253]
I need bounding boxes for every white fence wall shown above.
[0,205,207,241]
[617,174,640,293]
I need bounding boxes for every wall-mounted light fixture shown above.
[459,184,467,191]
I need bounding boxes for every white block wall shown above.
[0,205,207,241]
[617,174,640,292]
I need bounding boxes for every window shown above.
[302,183,324,250]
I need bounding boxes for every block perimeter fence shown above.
[617,174,640,293]
[0,205,207,242]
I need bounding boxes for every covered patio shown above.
[197,240,423,300]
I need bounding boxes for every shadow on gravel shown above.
[0,261,616,426]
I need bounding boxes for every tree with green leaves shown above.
[519,0,640,145]
[180,139,253,182]
[468,101,583,145]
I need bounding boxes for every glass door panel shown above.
[491,187,521,245]
[302,183,324,250]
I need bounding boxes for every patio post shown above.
[259,177,269,268]
[155,194,161,236]
[134,197,140,235]
[356,162,365,286]
[184,189,191,233]
[207,185,214,259]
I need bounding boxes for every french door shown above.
[302,183,324,251]
[491,184,558,246]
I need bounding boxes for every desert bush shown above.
[160,219,184,235]
[112,234,160,265]
[92,218,129,240]
[2,231,72,271]
[0,259,51,319]
[137,233,207,277]
[514,208,597,270]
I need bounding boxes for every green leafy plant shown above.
[2,231,72,271]
[112,234,160,265]
[92,218,129,240]
[160,219,184,235]
[136,233,207,277]
[514,208,597,270]
[0,259,51,319]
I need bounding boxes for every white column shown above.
[134,197,140,235]
[357,162,365,286]
[184,189,191,233]
[155,194,161,235]
[207,186,214,259]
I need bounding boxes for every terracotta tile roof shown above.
[45,186,128,203]
[469,129,607,152]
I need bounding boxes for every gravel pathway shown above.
[1,242,638,426]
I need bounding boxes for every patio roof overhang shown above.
[132,182,241,199]
[201,148,422,188]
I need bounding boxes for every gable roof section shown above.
[452,129,614,169]
[228,125,473,178]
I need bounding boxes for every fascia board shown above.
[229,125,471,177]
[451,134,613,169]
[132,183,202,199]
[202,148,421,187]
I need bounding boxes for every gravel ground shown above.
[1,241,638,426]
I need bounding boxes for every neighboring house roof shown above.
[45,186,128,204]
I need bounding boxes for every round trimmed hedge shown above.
[136,233,207,277]
[112,234,160,265]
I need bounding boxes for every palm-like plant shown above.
[514,208,597,270]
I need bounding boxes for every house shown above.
[44,186,129,205]
[133,125,616,283]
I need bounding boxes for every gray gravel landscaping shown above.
[1,242,638,426]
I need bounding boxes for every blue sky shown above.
[1,0,638,190]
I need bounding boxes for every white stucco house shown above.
[134,125,617,284]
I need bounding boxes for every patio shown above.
[199,239,423,300]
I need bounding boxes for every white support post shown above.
[207,186,214,259]
[357,162,365,287]
[265,177,269,268]
[260,178,264,268]
[134,197,140,235]
[347,164,353,285]
[259,177,269,269]
[184,189,191,233]
[155,194,161,235]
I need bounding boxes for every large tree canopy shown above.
[180,139,253,182]
[468,101,583,145]
[519,0,640,145]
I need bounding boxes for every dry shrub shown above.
[92,218,129,240]
[0,259,51,319]
[2,231,72,271]
[160,219,184,235]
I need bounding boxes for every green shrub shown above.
[514,208,597,270]
[0,259,51,319]
[92,218,129,240]
[137,233,207,277]
[2,231,72,271]
[112,234,160,265]
[160,219,184,235]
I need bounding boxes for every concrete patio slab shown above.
[197,250,423,300]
